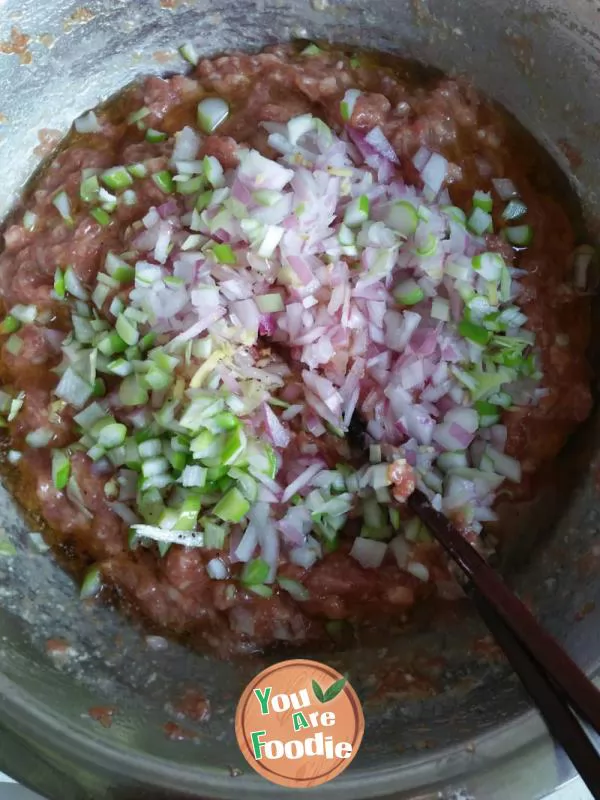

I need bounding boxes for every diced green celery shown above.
[119,374,149,406]
[212,243,236,265]
[174,493,203,531]
[145,129,167,143]
[90,208,111,226]
[190,429,221,459]
[385,200,418,236]
[393,279,424,306]
[247,584,273,598]
[0,315,20,335]
[101,167,133,191]
[51,450,70,490]
[506,224,533,246]
[152,170,174,194]
[222,427,247,466]
[458,319,492,346]
[343,194,369,227]
[472,190,493,212]
[97,331,128,356]
[214,487,250,523]
[80,565,102,598]
[241,557,269,585]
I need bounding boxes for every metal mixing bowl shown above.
[1,1,600,797]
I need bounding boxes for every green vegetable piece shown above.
[138,489,164,524]
[5,334,22,356]
[119,374,149,406]
[393,279,424,306]
[175,493,202,531]
[207,465,228,482]
[458,319,492,346]
[202,155,224,188]
[152,170,175,194]
[97,331,128,356]
[127,107,150,125]
[212,243,236,265]
[197,97,230,134]
[472,252,504,282]
[441,205,467,225]
[53,267,66,299]
[301,43,321,56]
[115,314,139,346]
[80,565,102,599]
[195,190,213,212]
[190,429,220,459]
[389,508,401,530]
[247,584,273,598]
[472,190,493,212]
[177,175,205,196]
[467,207,493,236]
[0,315,20,335]
[144,367,171,391]
[470,366,516,402]
[168,449,187,472]
[80,174,100,203]
[105,252,135,282]
[90,208,111,226]
[385,200,418,236]
[179,42,199,65]
[474,400,499,416]
[201,519,226,548]
[241,557,269,585]
[127,163,147,179]
[51,450,71,490]
[52,191,73,226]
[340,89,361,123]
[506,224,533,246]
[92,378,106,397]
[217,475,234,493]
[101,167,133,191]
[139,332,156,352]
[214,487,250,523]
[213,411,240,431]
[145,129,167,143]
[222,427,247,466]
[96,422,127,449]
[416,232,438,257]
[277,576,310,601]
[343,194,369,227]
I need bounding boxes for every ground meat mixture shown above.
[0,44,591,656]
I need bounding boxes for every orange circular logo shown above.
[235,659,364,788]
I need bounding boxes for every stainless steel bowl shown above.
[1,1,600,797]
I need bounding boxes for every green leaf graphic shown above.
[323,677,347,702]
[312,679,325,703]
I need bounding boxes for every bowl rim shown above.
[0,667,559,799]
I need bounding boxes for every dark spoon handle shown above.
[470,585,600,799]
[408,488,600,733]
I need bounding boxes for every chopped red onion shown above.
[281,463,324,504]
[263,403,291,448]
[364,126,400,165]
[48,107,544,588]
[235,523,258,562]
